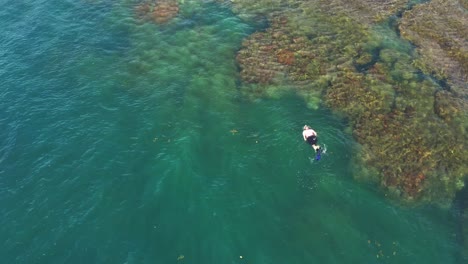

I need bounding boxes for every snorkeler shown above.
[302,125,321,152]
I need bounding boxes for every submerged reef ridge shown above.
[228,0,468,205]
[400,0,467,93]
[135,0,180,24]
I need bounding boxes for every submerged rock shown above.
[313,0,408,23]
[223,0,409,23]
[399,0,467,92]
[236,16,311,85]
[135,0,180,24]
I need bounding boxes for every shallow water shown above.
[0,1,464,263]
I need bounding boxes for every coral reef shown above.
[224,0,409,23]
[135,0,179,24]
[399,0,467,92]
[463,0,468,9]
[236,16,304,85]
[231,0,468,204]
[314,0,409,23]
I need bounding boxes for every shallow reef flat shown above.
[222,0,468,206]
[224,0,409,23]
[135,0,180,24]
[400,0,467,94]
[304,0,409,23]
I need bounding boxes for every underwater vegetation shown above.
[399,0,467,93]
[228,0,468,206]
[225,0,410,23]
[135,0,180,24]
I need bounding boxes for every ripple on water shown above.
[0,1,462,263]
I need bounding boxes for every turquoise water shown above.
[0,1,463,263]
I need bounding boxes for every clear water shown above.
[0,1,463,263]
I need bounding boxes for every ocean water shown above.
[0,1,463,263]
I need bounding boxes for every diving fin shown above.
[315,148,322,161]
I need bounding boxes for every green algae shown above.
[230,0,468,205]
[399,0,467,91]
[462,0,468,9]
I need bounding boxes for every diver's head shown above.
[303,125,310,130]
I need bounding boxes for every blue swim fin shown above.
[315,148,322,161]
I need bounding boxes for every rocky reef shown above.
[226,0,409,23]
[135,0,179,24]
[399,0,467,96]
[228,0,468,205]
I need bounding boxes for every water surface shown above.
[0,1,462,263]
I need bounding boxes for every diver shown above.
[302,125,321,152]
